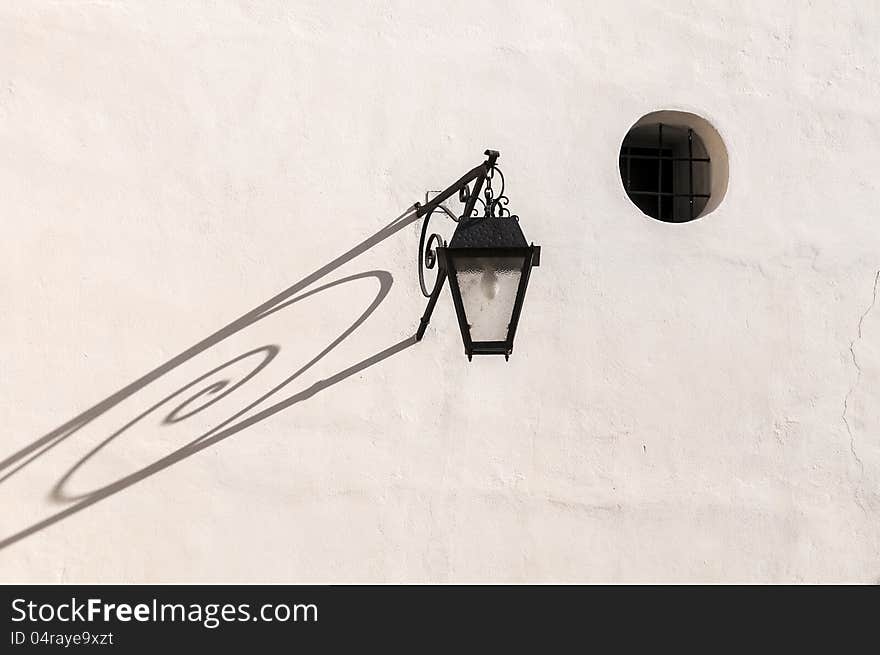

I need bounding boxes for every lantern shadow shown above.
[0,206,421,551]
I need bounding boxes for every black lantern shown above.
[414,150,541,360]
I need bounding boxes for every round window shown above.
[619,111,727,222]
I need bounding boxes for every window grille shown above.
[619,123,711,222]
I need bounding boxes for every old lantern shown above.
[414,150,541,360]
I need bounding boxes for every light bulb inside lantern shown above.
[480,268,500,300]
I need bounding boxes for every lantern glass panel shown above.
[452,255,525,342]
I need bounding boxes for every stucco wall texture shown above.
[2,1,879,583]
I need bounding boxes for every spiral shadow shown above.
[0,206,421,550]
[50,270,391,503]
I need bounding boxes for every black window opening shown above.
[619,123,711,222]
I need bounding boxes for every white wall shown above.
[1,0,879,582]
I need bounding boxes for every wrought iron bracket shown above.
[415,253,447,342]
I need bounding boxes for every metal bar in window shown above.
[688,128,694,220]
[619,154,710,162]
[657,123,663,220]
[626,191,710,198]
[671,140,677,221]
